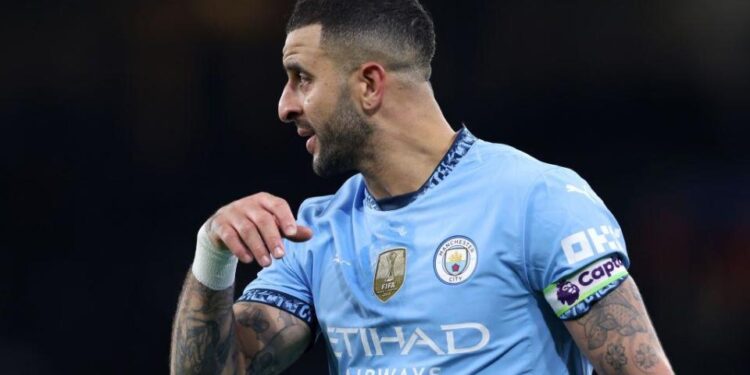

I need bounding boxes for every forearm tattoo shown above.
[171,272,239,375]
[574,277,671,374]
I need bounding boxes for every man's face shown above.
[278,25,373,177]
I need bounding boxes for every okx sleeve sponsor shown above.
[523,167,630,318]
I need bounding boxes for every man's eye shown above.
[298,73,311,85]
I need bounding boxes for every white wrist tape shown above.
[191,222,238,290]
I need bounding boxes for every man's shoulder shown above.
[296,174,363,223]
[470,139,570,191]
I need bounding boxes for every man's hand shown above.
[205,192,313,267]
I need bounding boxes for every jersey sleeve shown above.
[523,167,630,319]
[237,238,316,328]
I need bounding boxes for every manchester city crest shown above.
[434,236,478,284]
[373,248,407,302]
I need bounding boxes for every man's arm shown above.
[171,273,239,374]
[170,272,311,375]
[171,192,315,374]
[233,301,310,374]
[564,276,674,374]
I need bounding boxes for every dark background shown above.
[2,0,748,373]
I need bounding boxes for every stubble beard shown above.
[312,87,374,177]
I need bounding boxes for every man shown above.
[170,1,674,374]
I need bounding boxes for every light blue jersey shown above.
[239,128,630,374]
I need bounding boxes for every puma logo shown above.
[333,255,351,266]
[565,184,603,205]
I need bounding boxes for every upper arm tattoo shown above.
[568,277,673,374]
[234,302,312,375]
[576,280,647,351]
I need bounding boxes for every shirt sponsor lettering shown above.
[327,323,490,358]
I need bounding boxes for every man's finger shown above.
[259,195,298,237]
[247,210,284,263]
[215,224,254,264]
[286,225,313,242]
[233,218,268,265]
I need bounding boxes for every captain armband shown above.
[543,255,628,319]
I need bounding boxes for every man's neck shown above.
[359,118,456,200]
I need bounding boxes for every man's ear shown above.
[356,62,386,114]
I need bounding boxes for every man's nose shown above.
[278,82,301,123]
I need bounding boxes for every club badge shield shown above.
[373,248,406,302]
[434,236,478,284]
[444,248,468,275]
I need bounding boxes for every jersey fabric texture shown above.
[238,128,630,374]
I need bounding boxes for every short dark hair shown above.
[287,0,436,80]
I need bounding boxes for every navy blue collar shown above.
[363,127,477,211]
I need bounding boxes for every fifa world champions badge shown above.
[373,248,407,302]
[434,236,478,284]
